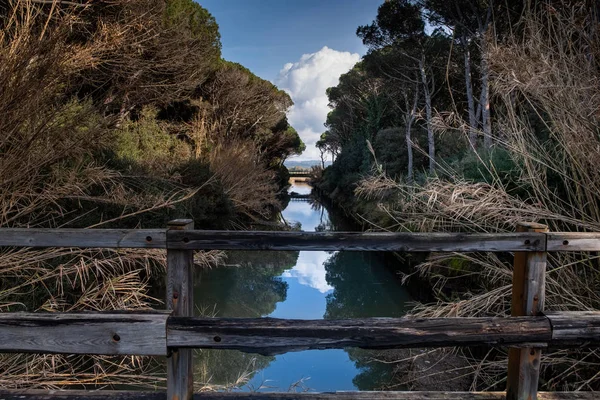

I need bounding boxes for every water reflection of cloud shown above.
[284,202,315,218]
[283,202,323,231]
[289,182,312,195]
[282,251,333,293]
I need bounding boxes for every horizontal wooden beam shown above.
[166,231,546,252]
[0,312,169,356]
[0,390,597,399]
[547,233,600,251]
[547,311,600,346]
[0,228,166,249]
[2,228,600,252]
[1,312,599,356]
[167,316,552,355]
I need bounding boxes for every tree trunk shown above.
[462,35,478,149]
[405,83,419,183]
[478,5,493,150]
[406,118,414,183]
[419,57,435,174]
[480,34,492,149]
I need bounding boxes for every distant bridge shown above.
[289,170,312,178]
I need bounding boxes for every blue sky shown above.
[199,0,380,160]
[200,0,378,82]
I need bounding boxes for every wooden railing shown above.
[0,220,599,400]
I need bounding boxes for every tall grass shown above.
[208,139,281,222]
[356,2,600,391]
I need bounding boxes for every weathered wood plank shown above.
[1,312,597,358]
[166,220,194,400]
[3,228,600,253]
[0,312,169,356]
[0,228,166,248]
[0,390,597,399]
[166,231,546,252]
[507,222,548,400]
[167,316,551,355]
[547,311,600,346]
[547,232,600,251]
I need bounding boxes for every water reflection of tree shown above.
[195,250,298,317]
[324,251,412,390]
[193,250,299,387]
[347,348,398,390]
[308,200,331,232]
[324,252,410,319]
[194,349,273,388]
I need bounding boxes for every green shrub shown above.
[114,106,191,175]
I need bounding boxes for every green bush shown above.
[459,147,528,197]
[114,106,190,175]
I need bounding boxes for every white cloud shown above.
[276,46,360,161]
[282,251,334,293]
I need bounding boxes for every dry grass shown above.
[0,1,225,390]
[208,139,281,221]
[356,1,600,391]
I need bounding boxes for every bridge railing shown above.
[288,170,312,177]
[0,220,599,400]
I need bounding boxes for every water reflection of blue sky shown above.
[278,182,332,299]
[246,182,358,391]
[248,350,357,392]
[283,202,323,231]
[196,182,407,391]
[245,181,409,392]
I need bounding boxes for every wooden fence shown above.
[0,220,599,400]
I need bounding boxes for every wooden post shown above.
[167,219,194,400]
[506,222,548,400]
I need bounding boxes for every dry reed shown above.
[0,1,226,390]
[356,1,600,391]
[208,139,281,221]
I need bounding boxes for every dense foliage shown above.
[318,0,523,203]
[0,0,303,390]
[0,0,304,231]
[316,0,600,391]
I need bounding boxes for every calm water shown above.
[192,180,413,392]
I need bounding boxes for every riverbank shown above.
[313,166,600,392]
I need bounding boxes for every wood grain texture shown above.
[547,311,600,346]
[547,233,600,251]
[2,312,597,357]
[507,223,548,400]
[0,228,166,248]
[167,316,552,355]
[166,220,194,400]
[3,228,600,253]
[0,390,597,399]
[0,312,168,356]
[166,231,546,252]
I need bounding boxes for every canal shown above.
[191,179,414,391]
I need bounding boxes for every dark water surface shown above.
[192,180,413,391]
